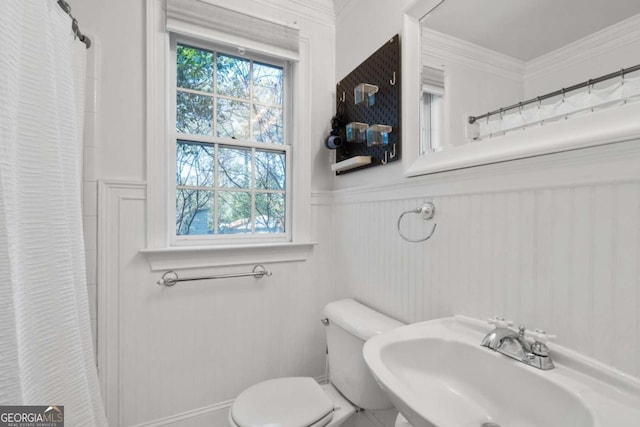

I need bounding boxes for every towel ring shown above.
[397,202,437,243]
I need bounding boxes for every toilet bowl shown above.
[228,378,355,427]
[228,299,404,427]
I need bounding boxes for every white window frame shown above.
[420,83,443,154]
[169,36,292,246]
[143,0,313,261]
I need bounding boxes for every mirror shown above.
[416,0,640,154]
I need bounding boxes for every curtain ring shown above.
[588,79,592,94]
[621,68,625,85]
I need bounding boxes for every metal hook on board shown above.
[381,150,389,164]
[389,144,397,159]
[390,71,396,86]
[340,91,345,102]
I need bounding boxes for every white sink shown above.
[363,316,640,427]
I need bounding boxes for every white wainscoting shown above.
[334,139,640,380]
[98,181,337,426]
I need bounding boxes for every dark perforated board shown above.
[335,34,401,175]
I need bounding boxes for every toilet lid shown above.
[231,377,334,427]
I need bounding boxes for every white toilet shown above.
[229,299,404,427]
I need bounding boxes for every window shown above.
[172,40,290,242]
[419,66,444,155]
[420,87,443,154]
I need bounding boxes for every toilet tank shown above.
[323,299,404,410]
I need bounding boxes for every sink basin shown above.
[363,316,640,427]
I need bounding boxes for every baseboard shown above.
[132,400,233,427]
[132,376,328,427]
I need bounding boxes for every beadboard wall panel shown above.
[98,182,337,426]
[334,144,640,379]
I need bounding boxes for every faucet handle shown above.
[487,316,514,328]
[525,329,557,357]
[524,329,557,344]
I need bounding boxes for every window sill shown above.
[405,101,640,177]
[140,242,317,271]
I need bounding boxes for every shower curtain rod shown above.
[56,0,91,48]
[468,63,640,124]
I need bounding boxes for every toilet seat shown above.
[230,377,334,427]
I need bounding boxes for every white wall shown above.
[524,14,640,98]
[99,183,337,426]
[72,0,339,425]
[421,30,525,150]
[332,0,413,189]
[334,5,640,427]
[334,140,640,378]
[70,0,640,425]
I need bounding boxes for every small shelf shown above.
[331,156,372,172]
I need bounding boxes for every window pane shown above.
[177,45,213,92]
[216,54,250,99]
[176,142,214,187]
[217,99,250,140]
[255,150,285,190]
[177,92,213,135]
[176,189,213,235]
[218,146,251,189]
[218,191,252,234]
[253,62,283,105]
[255,193,285,233]
[252,105,283,144]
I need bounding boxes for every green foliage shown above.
[175,45,286,236]
[177,45,213,91]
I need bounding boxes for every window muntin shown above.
[173,41,289,240]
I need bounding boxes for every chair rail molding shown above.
[334,137,640,206]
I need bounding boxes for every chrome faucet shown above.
[481,317,555,370]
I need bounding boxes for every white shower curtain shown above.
[476,72,640,140]
[0,1,108,426]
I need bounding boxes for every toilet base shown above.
[322,383,356,426]
[394,413,414,427]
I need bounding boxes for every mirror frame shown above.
[401,0,640,178]
[401,0,444,177]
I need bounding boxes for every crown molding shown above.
[334,0,355,21]
[422,28,525,82]
[526,13,640,80]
